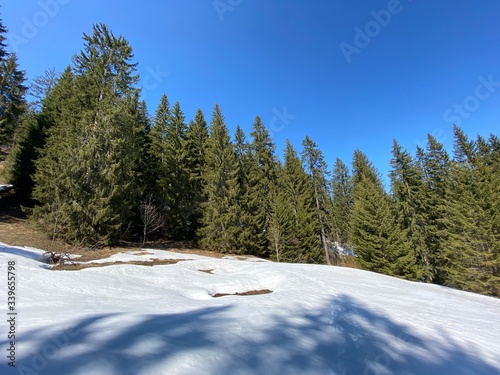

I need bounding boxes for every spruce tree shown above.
[6,68,77,202]
[350,150,402,275]
[0,53,27,146]
[416,135,451,284]
[442,127,500,295]
[389,140,427,280]
[232,124,257,252]
[29,68,59,112]
[198,104,242,252]
[301,136,335,264]
[269,140,320,263]
[33,24,143,246]
[147,93,170,223]
[331,158,353,249]
[1,14,27,147]
[0,14,7,62]
[245,116,277,257]
[184,108,208,238]
[160,100,191,238]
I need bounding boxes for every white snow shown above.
[0,184,13,191]
[1,241,499,375]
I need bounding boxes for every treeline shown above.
[1,22,499,296]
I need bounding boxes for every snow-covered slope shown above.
[1,242,499,375]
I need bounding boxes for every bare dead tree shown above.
[139,194,165,246]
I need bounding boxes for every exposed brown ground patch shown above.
[212,289,273,298]
[54,258,185,271]
[199,269,214,274]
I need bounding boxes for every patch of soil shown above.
[212,289,273,298]
[199,269,214,274]
[53,258,186,271]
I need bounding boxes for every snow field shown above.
[1,242,499,374]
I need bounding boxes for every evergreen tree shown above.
[29,68,59,112]
[184,108,208,238]
[416,135,451,284]
[350,150,402,275]
[269,140,320,263]
[245,116,277,257]
[301,136,335,264]
[32,23,143,246]
[198,104,242,252]
[6,68,73,201]
[147,93,170,223]
[232,124,257,252]
[0,53,27,146]
[442,126,500,295]
[0,14,8,62]
[331,158,353,249]
[162,100,191,238]
[389,140,427,280]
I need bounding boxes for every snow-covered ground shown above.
[1,241,499,375]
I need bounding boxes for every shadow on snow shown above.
[5,294,499,375]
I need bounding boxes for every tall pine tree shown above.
[389,140,427,280]
[416,135,451,284]
[301,136,335,264]
[184,108,209,238]
[0,51,27,146]
[350,150,403,275]
[198,104,242,252]
[331,158,353,250]
[33,24,144,246]
[269,140,320,263]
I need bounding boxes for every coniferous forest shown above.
[1,22,499,297]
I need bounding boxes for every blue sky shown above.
[2,1,500,184]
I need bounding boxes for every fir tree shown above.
[198,104,242,252]
[0,14,8,63]
[232,124,257,252]
[301,136,335,264]
[331,158,353,249]
[0,53,27,146]
[6,68,74,202]
[184,108,209,238]
[147,93,170,224]
[350,150,402,275]
[33,23,143,246]
[416,135,451,284]
[442,127,500,295]
[245,116,277,257]
[269,140,320,263]
[29,68,59,112]
[162,100,191,239]
[389,140,427,280]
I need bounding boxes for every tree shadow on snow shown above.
[7,294,500,375]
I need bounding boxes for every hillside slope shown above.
[1,242,499,375]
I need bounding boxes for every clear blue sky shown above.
[2,1,500,184]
